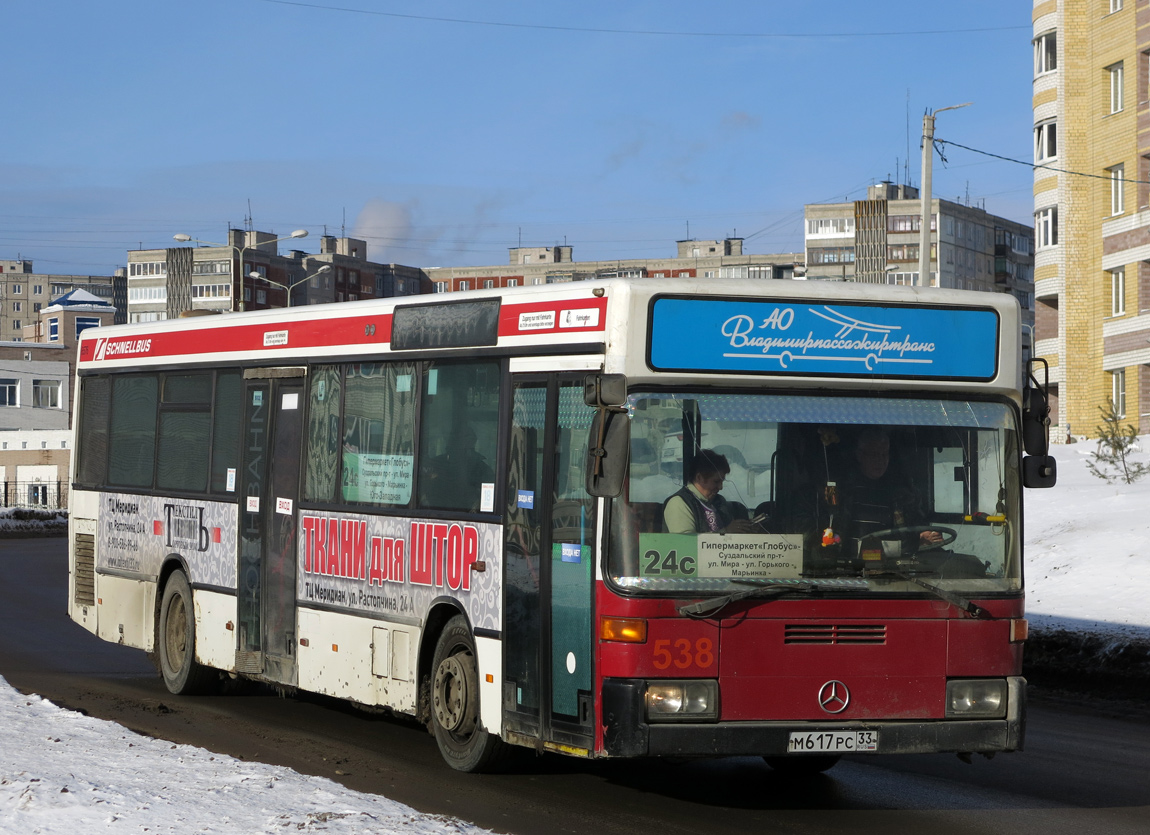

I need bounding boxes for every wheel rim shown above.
[433,650,477,736]
[164,594,187,672]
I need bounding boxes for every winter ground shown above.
[2,445,1149,833]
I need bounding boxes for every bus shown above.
[67,278,1056,773]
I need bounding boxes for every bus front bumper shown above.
[601,677,1026,759]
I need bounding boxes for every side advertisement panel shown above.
[298,511,502,632]
[97,492,237,589]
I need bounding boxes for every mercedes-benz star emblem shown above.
[818,680,850,714]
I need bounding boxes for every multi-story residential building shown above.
[0,289,116,508]
[0,260,124,341]
[127,230,429,321]
[803,181,1036,339]
[423,239,801,292]
[1032,0,1150,437]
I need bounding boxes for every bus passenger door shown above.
[236,370,306,686]
[503,376,596,754]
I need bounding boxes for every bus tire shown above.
[430,614,507,772]
[158,570,215,695]
[763,755,841,775]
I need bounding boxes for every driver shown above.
[843,428,942,551]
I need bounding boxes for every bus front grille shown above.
[784,624,886,645]
[74,533,96,607]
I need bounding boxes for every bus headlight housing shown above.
[946,679,1007,718]
[645,680,719,722]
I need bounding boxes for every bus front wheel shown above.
[158,570,215,695]
[429,614,506,772]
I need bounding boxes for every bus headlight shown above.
[946,679,1007,718]
[645,680,719,722]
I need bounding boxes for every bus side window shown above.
[76,376,110,487]
[304,364,342,503]
[108,375,158,488]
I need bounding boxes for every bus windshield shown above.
[609,391,1021,597]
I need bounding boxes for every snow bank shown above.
[0,675,491,835]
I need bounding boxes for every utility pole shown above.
[919,102,971,287]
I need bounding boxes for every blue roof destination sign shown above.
[648,297,1000,381]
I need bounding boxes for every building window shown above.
[458,280,470,291]
[1110,0,1123,12]
[0,379,16,407]
[1035,121,1057,162]
[256,289,267,304]
[11,301,20,313]
[434,281,448,293]
[1109,164,1125,215]
[1111,267,1126,315]
[32,284,42,295]
[507,278,519,287]
[1113,369,1127,417]
[33,380,61,409]
[1034,31,1057,75]
[48,318,59,342]
[1036,207,1058,248]
[1109,62,1124,113]
[11,284,21,295]
[483,279,494,289]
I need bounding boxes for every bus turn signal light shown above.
[1010,619,1028,643]
[600,617,647,643]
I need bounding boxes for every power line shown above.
[258,0,1028,38]
[937,138,1150,185]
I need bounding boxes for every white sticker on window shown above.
[246,496,260,513]
[276,497,293,515]
[480,482,495,513]
[282,392,299,410]
[226,468,237,492]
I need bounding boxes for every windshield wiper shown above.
[677,581,816,619]
[866,571,991,619]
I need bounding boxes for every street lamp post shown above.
[919,102,971,287]
[249,264,331,307]
[173,229,308,312]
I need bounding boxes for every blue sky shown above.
[2,1,1035,275]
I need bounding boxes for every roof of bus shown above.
[77,278,1024,395]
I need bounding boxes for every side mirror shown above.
[1023,454,1057,488]
[584,373,628,407]
[586,409,629,497]
[1022,384,1050,456]
[584,374,629,498]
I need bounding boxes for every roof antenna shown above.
[342,208,346,237]
[246,199,253,232]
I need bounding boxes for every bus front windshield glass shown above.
[609,392,1021,597]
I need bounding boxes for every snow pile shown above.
[0,676,491,835]
[1025,440,1150,637]
[0,507,66,538]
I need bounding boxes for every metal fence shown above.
[0,481,69,511]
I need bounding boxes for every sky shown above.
[2,0,1037,276]
[3,444,1150,832]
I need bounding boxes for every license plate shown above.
[787,730,878,754]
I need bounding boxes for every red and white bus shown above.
[68,278,1055,772]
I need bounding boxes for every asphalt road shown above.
[3,536,1149,835]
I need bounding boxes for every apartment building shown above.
[1032,0,1150,436]
[423,239,801,292]
[127,230,430,321]
[804,182,1036,305]
[0,260,123,341]
[0,289,116,508]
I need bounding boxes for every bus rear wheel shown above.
[158,570,215,695]
[430,614,507,772]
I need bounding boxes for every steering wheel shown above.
[860,525,957,551]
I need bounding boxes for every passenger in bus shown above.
[841,428,942,549]
[662,449,756,535]
[421,424,495,511]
